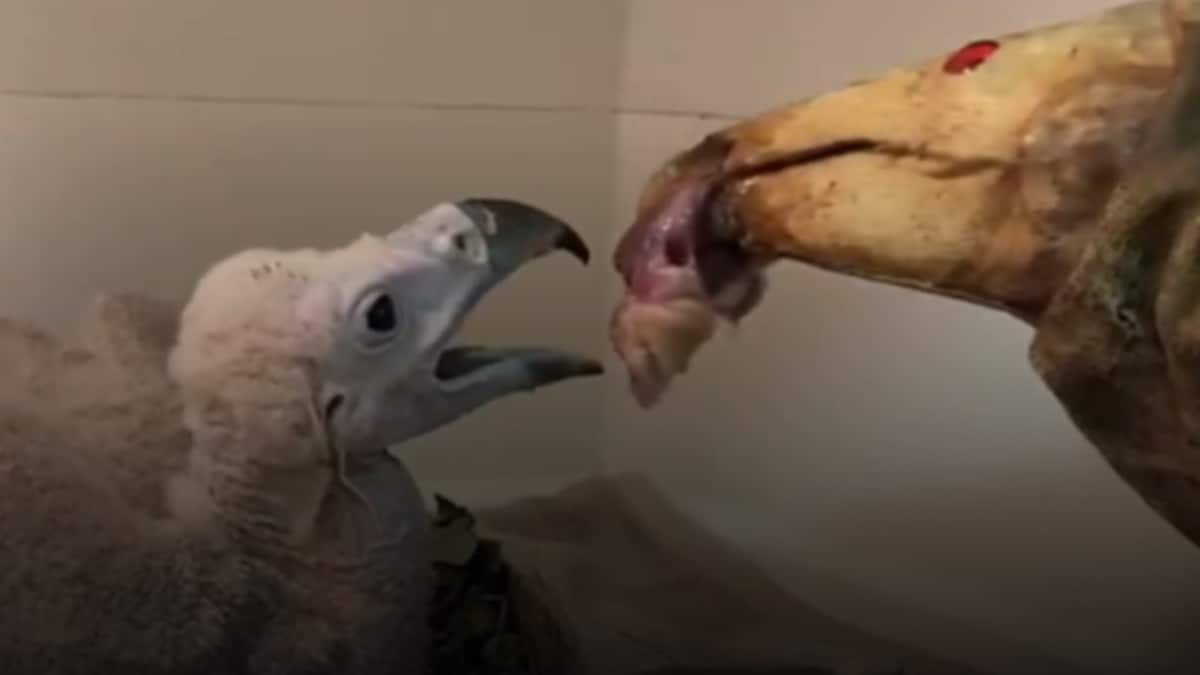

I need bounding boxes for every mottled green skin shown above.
[1031,20,1200,547]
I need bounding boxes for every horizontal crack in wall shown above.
[0,87,744,121]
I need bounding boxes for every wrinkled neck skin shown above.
[1027,1,1200,548]
[167,377,426,572]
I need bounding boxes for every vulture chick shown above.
[0,199,601,675]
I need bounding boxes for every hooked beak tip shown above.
[555,226,591,266]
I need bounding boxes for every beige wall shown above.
[603,1,1200,675]
[4,1,1200,674]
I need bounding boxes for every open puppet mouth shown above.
[615,137,880,299]
[609,135,879,407]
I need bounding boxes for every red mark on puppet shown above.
[943,40,1000,74]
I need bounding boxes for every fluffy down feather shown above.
[0,247,433,675]
[0,198,600,675]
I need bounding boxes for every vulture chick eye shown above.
[365,294,397,333]
[353,289,404,350]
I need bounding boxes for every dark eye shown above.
[943,40,999,74]
[364,293,397,333]
[452,233,469,252]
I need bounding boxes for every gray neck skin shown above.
[170,393,430,575]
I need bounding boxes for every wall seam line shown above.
[0,88,744,121]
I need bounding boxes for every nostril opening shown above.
[323,394,345,423]
[664,231,691,267]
